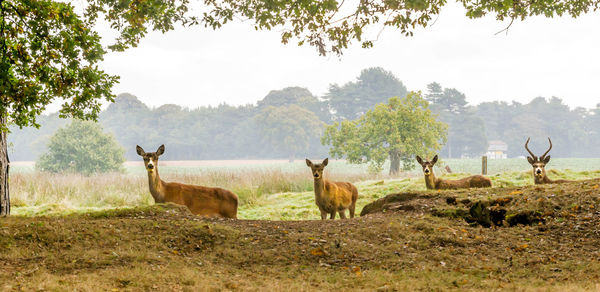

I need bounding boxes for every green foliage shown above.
[0,0,118,129]
[201,0,599,55]
[36,120,125,175]
[254,105,324,160]
[325,67,408,120]
[322,91,447,174]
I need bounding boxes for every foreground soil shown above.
[2,180,600,291]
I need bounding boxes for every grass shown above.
[9,167,379,217]
[10,158,600,219]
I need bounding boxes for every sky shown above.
[91,2,599,110]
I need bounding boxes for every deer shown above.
[416,155,492,190]
[136,145,238,218]
[305,158,358,220]
[524,137,572,184]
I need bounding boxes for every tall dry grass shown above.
[9,169,384,215]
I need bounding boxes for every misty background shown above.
[9,67,600,162]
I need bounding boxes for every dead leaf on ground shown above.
[310,248,327,256]
[352,266,362,276]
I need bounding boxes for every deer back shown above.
[162,181,238,218]
[437,175,492,190]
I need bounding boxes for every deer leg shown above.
[349,202,356,218]
[329,211,336,219]
[338,210,347,219]
[320,211,328,220]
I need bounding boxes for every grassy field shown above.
[11,157,600,175]
[9,158,600,219]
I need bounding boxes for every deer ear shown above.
[136,145,145,156]
[322,158,329,166]
[305,159,313,167]
[432,155,438,164]
[157,144,165,156]
[527,156,535,165]
[543,155,551,164]
[416,156,423,165]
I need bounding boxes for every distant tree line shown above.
[8,67,600,161]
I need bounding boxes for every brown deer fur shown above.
[524,137,572,185]
[416,155,492,190]
[306,158,358,220]
[136,145,238,218]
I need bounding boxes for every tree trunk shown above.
[389,152,400,176]
[0,114,9,216]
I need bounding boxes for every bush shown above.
[36,120,125,175]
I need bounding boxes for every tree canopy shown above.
[325,67,407,121]
[322,91,447,175]
[1,0,118,129]
[254,105,324,161]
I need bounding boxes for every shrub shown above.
[36,120,125,175]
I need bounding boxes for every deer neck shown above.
[314,177,325,199]
[536,173,553,184]
[424,172,439,190]
[147,169,166,203]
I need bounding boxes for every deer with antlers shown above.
[136,145,238,218]
[524,137,572,185]
[416,155,492,190]
[306,158,358,220]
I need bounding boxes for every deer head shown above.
[416,155,438,176]
[306,158,328,179]
[136,144,165,173]
[524,137,552,180]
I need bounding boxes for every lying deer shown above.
[416,155,492,189]
[524,137,572,184]
[306,158,358,220]
[136,145,238,218]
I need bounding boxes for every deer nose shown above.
[536,169,541,174]
[314,173,319,178]
[148,164,154,169]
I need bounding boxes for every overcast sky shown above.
[93,2,599,110]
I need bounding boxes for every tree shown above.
[426,84,487,158]
[254,105,324,161]
[322,92,447,175]
[257,87,331,122]
[201,0,599,55]
[1,0,119,215]
[36,120,125,175]
[324,67,407,120]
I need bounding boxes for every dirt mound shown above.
[362,179,600,229]
[359,192,423,216]
[3,180,600,290]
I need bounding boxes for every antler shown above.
[540,137,552,159]
[524,137,537,160]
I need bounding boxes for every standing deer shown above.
[136,145,238,218]
[416,155,492,189]
[524,137,572,184]
[306,158,358,220]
